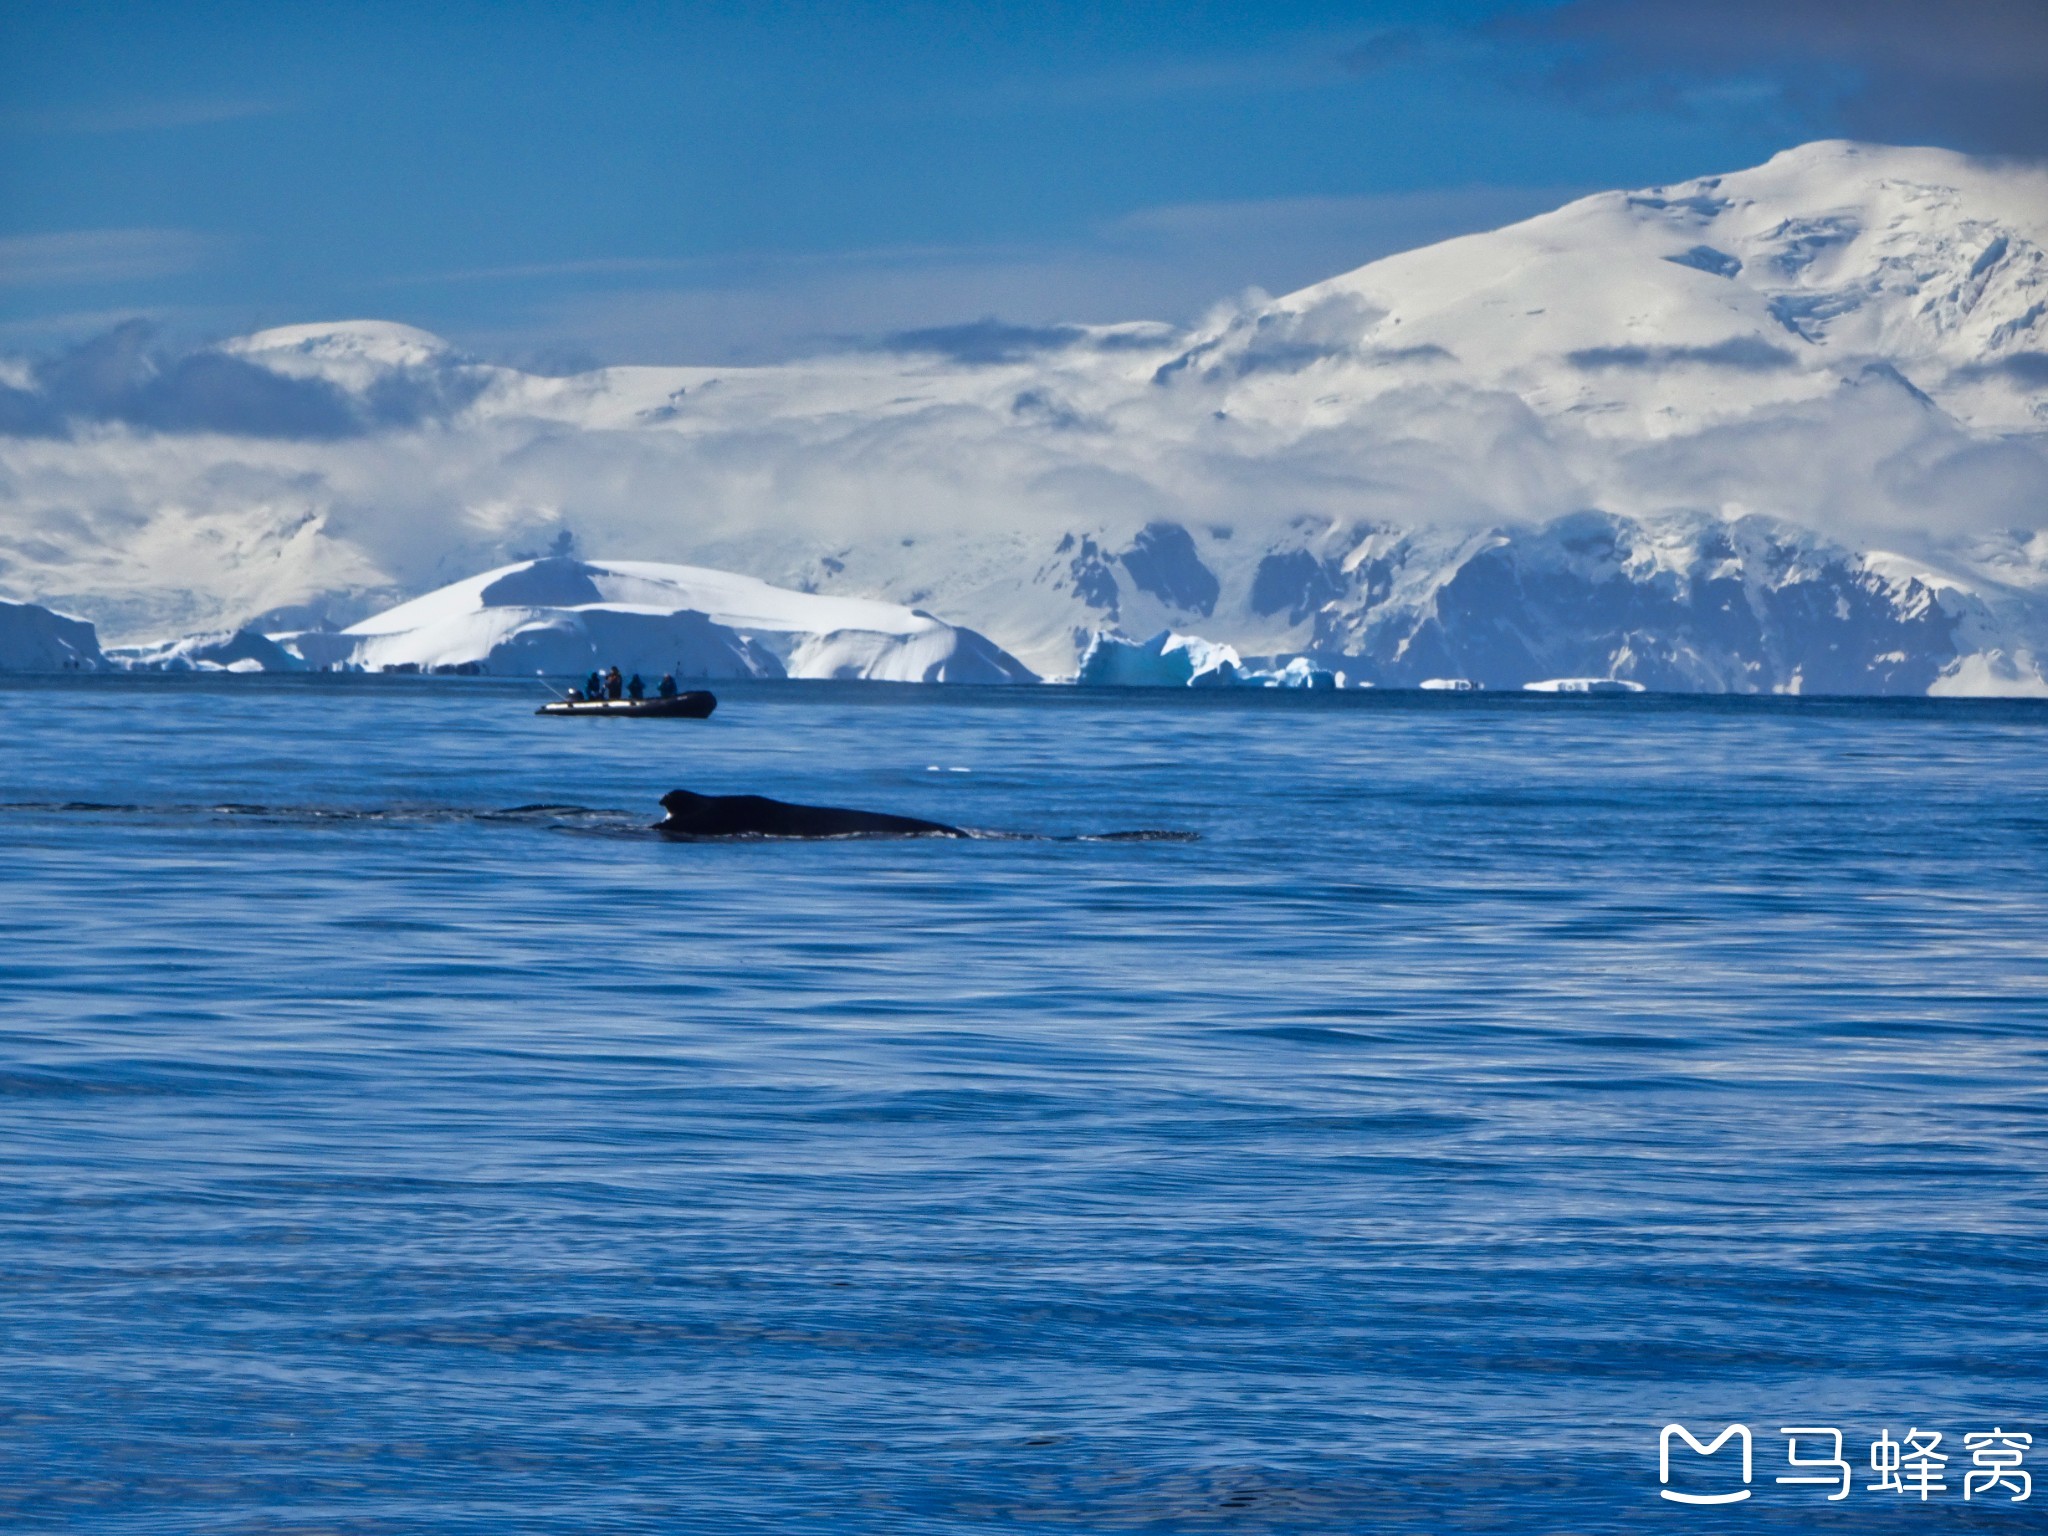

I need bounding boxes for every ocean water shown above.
[2,674,2044,1534]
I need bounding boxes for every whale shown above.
[655,788,964,840]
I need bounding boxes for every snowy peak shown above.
[223,320,461,380]
[1666,142,2048,367]
[1161,141,2048,437]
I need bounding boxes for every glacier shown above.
[107,628,307,673]
[2,140,2046,694]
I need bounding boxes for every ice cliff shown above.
[0,600,103,672]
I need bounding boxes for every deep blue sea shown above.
[2,674,2044,1533]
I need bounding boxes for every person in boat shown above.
[584,670,602,702]
[658,674,678,699]
[606,666,624,700]
[627,673,646,701]
[564,685,584,701]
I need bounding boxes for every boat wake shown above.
[0,799,642,831]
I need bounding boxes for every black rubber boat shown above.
[537,691,717,719]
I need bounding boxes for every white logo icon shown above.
[1660,1423,1753,1504]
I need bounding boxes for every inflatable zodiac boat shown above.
[536,691,717,719]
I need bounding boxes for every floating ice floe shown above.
[1522,677,1649,694]
[1262,656,1338,690]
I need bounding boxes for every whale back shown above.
[657,788,958,840]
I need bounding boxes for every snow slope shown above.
[1,141,2044,692]
[289,556,1036,682]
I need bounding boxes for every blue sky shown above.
[3,0,2042,363]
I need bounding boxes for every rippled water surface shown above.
[3,675,2045,1533]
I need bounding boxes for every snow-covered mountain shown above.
[1279,510,2048,695]
[2,141,2044,691]
[292,556,1035,682]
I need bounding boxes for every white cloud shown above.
[19,97,286,135]
[440,185,1588,365]
[0,229,218,288]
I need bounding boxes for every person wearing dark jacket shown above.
[657,674,678,699]
[585,671,603,701]
[606,666,624,700]
[627,673,646,701]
